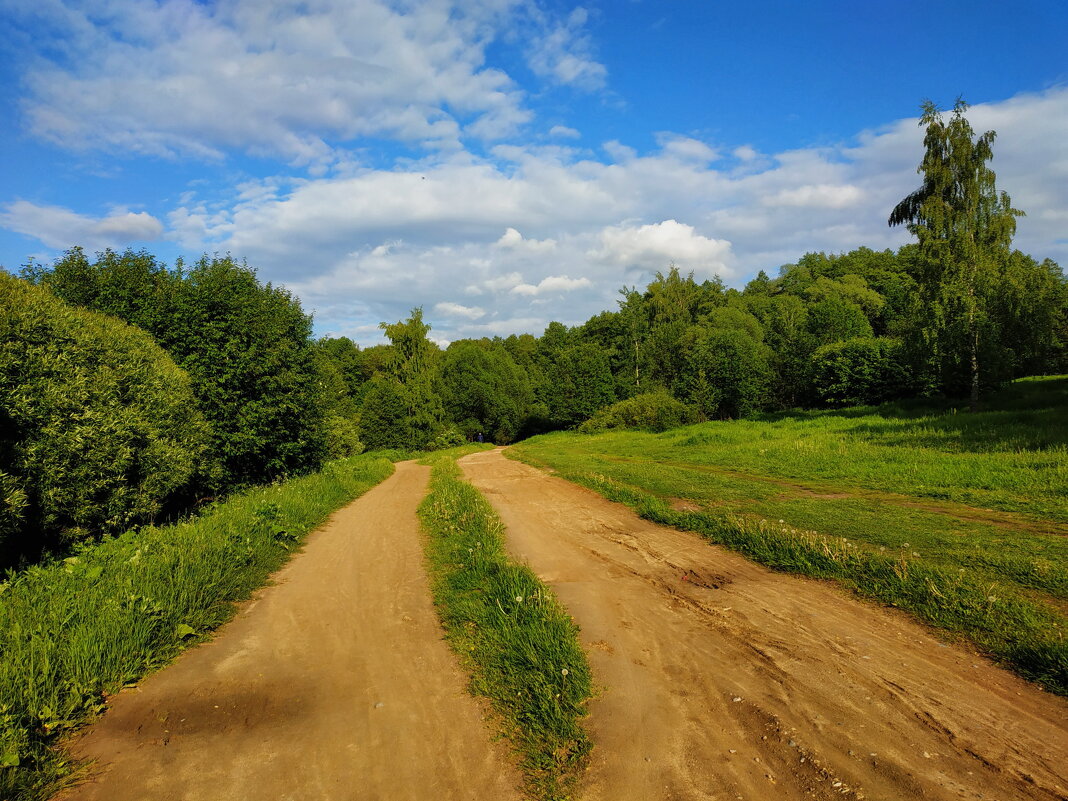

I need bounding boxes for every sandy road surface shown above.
[57,462,522,801]
[460,449,1068,801]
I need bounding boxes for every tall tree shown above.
[889,98,1022,409]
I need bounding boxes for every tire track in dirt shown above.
[56,461,523,801]
[460,449,1068,801]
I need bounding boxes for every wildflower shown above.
[561,668,569,676]
[515,596,523,603]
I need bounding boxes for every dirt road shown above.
[58,462,523,801]
[460,449,1068,801]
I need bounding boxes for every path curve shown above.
[57,461,523,801]
[460,448,1068,801]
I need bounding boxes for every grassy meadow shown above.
[0,452,396,801]
[419,446,592,801]
[509,376,1068,695]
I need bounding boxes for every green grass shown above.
[0,452,396,801]
[418,446,592,801]
[509,376,1068,696]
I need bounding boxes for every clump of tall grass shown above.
[419,449,592,801]
[0,453,395,801]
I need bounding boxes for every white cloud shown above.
[549,125,581,139]
[524,7,607,90]
[495,227,557,251]
[147,88,1068,344]
[0,201,163,250]
[591,220,734,279]
[434,301,486,319]
[12,0,534,164]
[511,275,592,296]
[764,184,864,208]
[5,81,1065,347]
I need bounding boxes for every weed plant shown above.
[419,448,592,801]
[0,453,395,801]
[509,377,1068,696]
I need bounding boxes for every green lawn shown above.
[509,376,1068,695]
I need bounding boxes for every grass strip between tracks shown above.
[0,452,397,801]
[419,447,592,801]
[507,446,1068,698]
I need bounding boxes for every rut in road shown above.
[460,448,1068,801]
[56,461,523,801]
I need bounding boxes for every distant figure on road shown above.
[477,432,484,443]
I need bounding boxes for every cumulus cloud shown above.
[435,301,486,319]
[495,227,557,251]
[524,7,607,90]
[511,275,592,295]
[145,87,1068,344]
[10,0,541,164]
[549,125,581,139]
[764,184,864,208]
[590,220,734,279]
[0,201,163,251]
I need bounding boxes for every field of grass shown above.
[509,376,1068,696]
[0,452,396,801]
[418,446,592,801]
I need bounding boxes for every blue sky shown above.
[1,0,1066,344]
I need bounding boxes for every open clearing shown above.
[51,450,1067,801]
[460,449,1068,801]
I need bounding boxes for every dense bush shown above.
[677,327,773,419]
[0,274,209,557]
[438,341,533,443]
[35,249,327,491]
[810,337,909,406]
[578,390,697,433]
[545,343,616,428]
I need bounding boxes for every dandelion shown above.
[561,668,569,676]
[515,596,523,603]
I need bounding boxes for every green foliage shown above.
[806,296,874,345]
[0,274,209,557]
[544,342,616,428]
[439,341,533,443]
[364,308,448,450]
[419,451,592,800]
[578,390,697,433]
[889,99,1024,406]
[358,375,415,450]
[36,249,328,491]
[0,452,395,801]
[322,415,364,459]
[810,337,909,406]
[677,326,772,419]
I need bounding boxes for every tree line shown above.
[1,100,1064,565]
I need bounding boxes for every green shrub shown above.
[811,336,909,406]
[35,249,328,492]
[677,327,773,419]
[579,390,697,433]
[323,415,364,459]
[0,274,209,557]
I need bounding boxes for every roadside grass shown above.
[419,447,592,801]
[0,452,396,801]
[509,376,1068,695]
